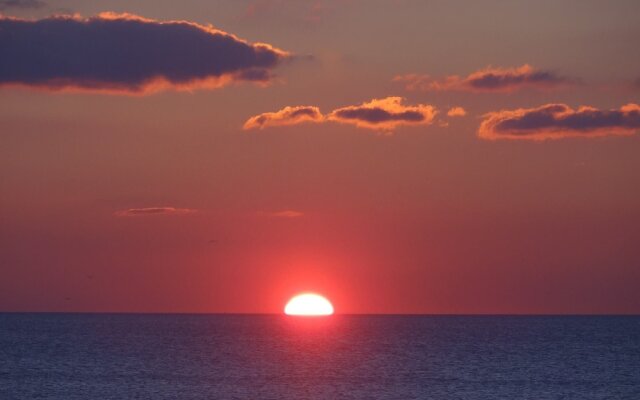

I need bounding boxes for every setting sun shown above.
[284,293,334,316]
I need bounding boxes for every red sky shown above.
[1,0,639,314]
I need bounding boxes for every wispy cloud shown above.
[0,13,290,94]
[478,103,640,140]
[114,207,197,217]
[257,210,304,218]
[243,106,323,130]
[394,65,573,93]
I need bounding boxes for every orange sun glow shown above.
[284,293,334,316]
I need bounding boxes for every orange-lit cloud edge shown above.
[0,12,291,95]
[479,103,640,140]
[244,99,639,141]
[244,97,439,133]
[243,106,323,130]
[3,13,638,142]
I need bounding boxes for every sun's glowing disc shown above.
[284,293,334,316]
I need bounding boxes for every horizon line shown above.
[1,311,638,317]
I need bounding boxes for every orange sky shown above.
[1,0,639,314]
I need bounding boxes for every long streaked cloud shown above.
[394,65,573,93]
[257,210,304,218]
[327,97,437,131]
[114,207,197,217]
[0,12,290,94]
[243,106,323,129]
[478,103,640,140]
[243,97,438,133]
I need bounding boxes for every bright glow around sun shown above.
[284,293,334,316]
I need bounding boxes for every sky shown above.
[1,0,639,314]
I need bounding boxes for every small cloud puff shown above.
[0,13,289,94]
[114,207,197,217]
[243,106,323,130]
[395,65,572,93]
[447,107,467,117]
[478,103,640,140]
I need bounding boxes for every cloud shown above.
[243,97,439,133]
[243,106,324,130]
[0,13,290,94]
[394,65,572,93]
[257,210,304,218]
[0,0,45,10]
[478,103,640,140]
[447,107,467,117]
[327,97,437,132]
[114,207,197,217]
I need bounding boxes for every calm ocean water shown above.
[1,314,639,399]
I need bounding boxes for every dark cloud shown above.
[327,97,437,132]
[334,108,423,123]
[479,103,640,140]
[114,207,197,217]
[0,0,45,10]
[243,106,323,129]
[0,13,289,94]
[394,65,573,93]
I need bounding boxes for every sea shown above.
[1,314,639,399]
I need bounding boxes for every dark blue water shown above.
[1,314,639,399]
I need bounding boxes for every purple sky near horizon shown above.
[1,0,639,313]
